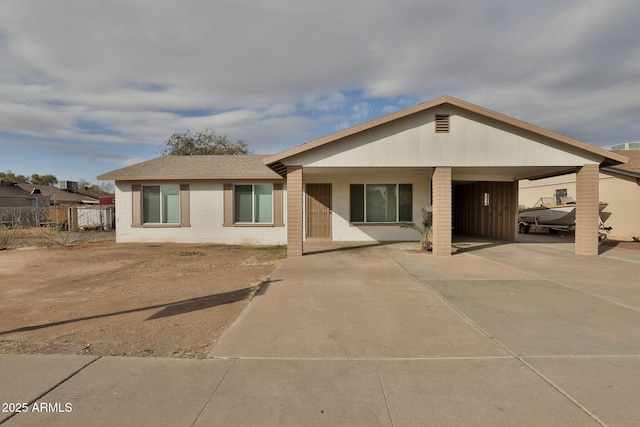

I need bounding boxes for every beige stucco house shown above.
[98,96,627,256]
[98,155,287,245]
[520,149,640,241]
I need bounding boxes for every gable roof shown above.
[0,182,97,204]
[264,95,627,174]
[17,183,97,204]
[603,150,640,178]
[0,182,35,200]
[97,155,282,181]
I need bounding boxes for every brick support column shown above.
[432,167,452,256]
[510,180,519,242]
[575,164,600,256]
[287,166,303,257]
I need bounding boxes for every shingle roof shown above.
[97,155,282,181]
[76,188,113,199]
[609,150,640,175]
[0,183,34,199]
[17,183,96,204]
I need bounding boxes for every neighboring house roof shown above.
[97,155,282,181]
[263,95,628,174]
[76,188,113,199]
[16,183,97,204]
[604,150,640,178]
[0,182,37,200]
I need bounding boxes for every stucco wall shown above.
[304,171,430,242]
[285,107,601,169]
[519,173,640,240]
[599,173,640,240]
[115,181,287,245]
[519,175,578,208]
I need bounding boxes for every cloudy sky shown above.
[1,0,639,184]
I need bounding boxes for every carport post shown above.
[287,166,304,257]
[432,167,452,256]
[575,164,600,256]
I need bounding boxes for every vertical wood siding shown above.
[453,181,517,241]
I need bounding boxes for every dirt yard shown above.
[0,233,285,358]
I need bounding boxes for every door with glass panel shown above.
[305,184,332,239]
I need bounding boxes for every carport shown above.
[264,96,627,257]
[450,166,602,246]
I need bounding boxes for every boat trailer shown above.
[518,217,612,239]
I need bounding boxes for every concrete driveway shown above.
[3,238,639,426]
[206,238,640,426]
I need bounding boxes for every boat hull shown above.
[518,203,608,227]
[518,206,575,225]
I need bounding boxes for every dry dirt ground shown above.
[0,233,285,358]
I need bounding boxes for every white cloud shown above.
[352,102,373,120]
[302,92,347,112]
[1,0,640,179]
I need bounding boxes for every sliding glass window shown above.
[349,184,412,223]
[142,185,180,224]
[234,184,273,224]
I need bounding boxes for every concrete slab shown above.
[390,251,535,281]
[4,357,233,427]
[376,358,599,426]
[428,279,640,356]
[467,242,640,310]
[517,232,640,263]
[525,355,640,426]
[0,354,97,423]
[210,250,505,359]
[194,359,391,427]
[598,244,640,263]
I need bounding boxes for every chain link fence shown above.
[0,206,52,228]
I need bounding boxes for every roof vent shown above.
[611,142,640,150]
[31,188,41,194]
[435,114,450,133]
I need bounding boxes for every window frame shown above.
[349,183,413,223]
[142,184,181,224]
[555,188,568,205]
[233,183,274,224]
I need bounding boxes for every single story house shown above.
[98,96,627,256]
[0,180,51,226]
[0,181,114,227]
[99,155,286,244]
[16,183,103,226]
[520,148,640,241]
